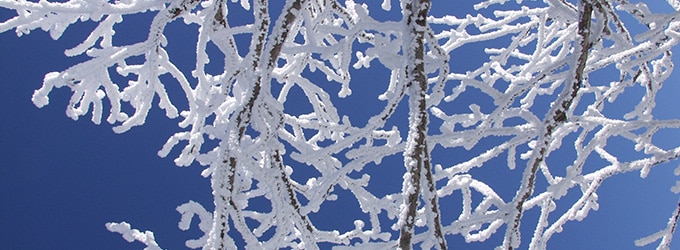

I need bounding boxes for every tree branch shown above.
[504,1,593,249]
[399,0,446,249]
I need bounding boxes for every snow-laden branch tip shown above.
[105,222,162,250]
[636,200,680,250]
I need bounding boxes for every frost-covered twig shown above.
[106,222,162,250]
[635,199,680,250]
[503,2,593,249]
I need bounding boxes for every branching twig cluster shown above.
[3,0,680,248]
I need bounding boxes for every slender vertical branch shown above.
[208,0,270,246]
[504,2,593,249]
[399,0,445,249]
[211,0,308,248]
[423,147,447,250]
[272,149,318,248]
[210,0,302,249]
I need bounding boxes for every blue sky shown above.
[2,1,680,249]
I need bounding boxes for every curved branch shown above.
[503,1,593,249]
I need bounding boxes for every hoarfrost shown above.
[4,0,680,248]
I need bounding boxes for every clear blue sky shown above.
[2,1,680,249]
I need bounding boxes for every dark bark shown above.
[506,2,593,249]
[399,0,446,249]
[215,0,307,247]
